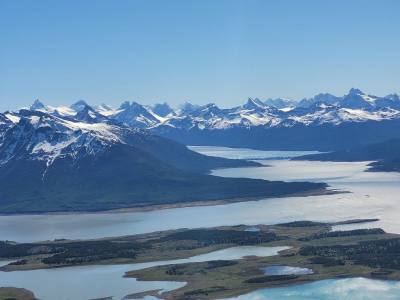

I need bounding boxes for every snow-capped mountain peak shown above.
[30,99,46,110]
[74,105,108,124]
[110,101,160,128]
[0,108,128,170]
[384,94,400,102]
[95,104,122,117]
[2,88,400,159]
[152,102,174,117]
[348,88,364,95]
[298,93,340,108]
[339,88,377,109]
[264,98,297,109]
[178,102,200,114]
[243,98,267,110]
[70,100,90,112]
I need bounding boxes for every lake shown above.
[1,146,400,299]
[2,149,400,242]
[0,246,287,300]
[223,278,400,300]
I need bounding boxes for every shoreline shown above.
[1,219,391,300]
[0,219,378,273]
[0,187,341,217]
[124,221,400,300]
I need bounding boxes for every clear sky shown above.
[1,0,399,111]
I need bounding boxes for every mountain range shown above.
[18,88,400,151]
[0,102,324,213]
[296,138,400,173]
[2,87,399,212]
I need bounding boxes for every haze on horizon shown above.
[1,0,399,112]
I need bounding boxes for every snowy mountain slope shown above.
[146,89,400,151]
[264,98,297,109]
[151,102,175,117]
[5,87,400,155]
[29,99,77,117]
[0,107,260,173]
[0,109,124,168]
[297,93,340,108]
[107,101,163,128]
[148,91,399,133]
[26,89,400,135]
[338,88,377,109]
[0,113,14,144]
[3,87,399,212]
[0,104,326,213]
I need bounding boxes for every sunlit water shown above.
[261,265,313,275]
[223,278,400,300]
[0,246,286,300]
[1,146,400,299]
[1,153,399,242]
[211,159,400,234]
[188,146,320,160]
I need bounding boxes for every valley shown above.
[1,147,400,299]
[0,108,325,214]
[1,100,400,299]
[1,219,399,300]
[2,2,399,299]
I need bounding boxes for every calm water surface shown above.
[223,278,400,300]
[1,147,399,242]
[0,246,285,300]
[1,146,400,299]
[261,265,313,275]
[188,146,320,160]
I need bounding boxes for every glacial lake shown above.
[188,146,321,160]
[223,278,400,300]
[1,148,400,243]
[1,146,400,299]
[0,246,287,300]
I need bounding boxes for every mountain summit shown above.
[7,88,400,153]
[0,106,324,213]
[30,99,46,110]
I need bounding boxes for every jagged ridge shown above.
[0,104,325,213]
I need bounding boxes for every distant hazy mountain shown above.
[20,89,400,151]
[152,102,175,117]
[147,89,400,151]
[0,104,324,213]
[264,98,297,109]
[295,138,400,172]
[297,93,340,108]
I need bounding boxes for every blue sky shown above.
[1,0,399,111]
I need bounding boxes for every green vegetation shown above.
[126,220,400,300]
[0,226,282,270]
[0,144,326,214]
[299,228,385,241]
[277,220,327,227]
[0,288,36,300]
[162,229,280,245]
[300,238,400,269]
[244,275,299,283]
[3,219,399,300]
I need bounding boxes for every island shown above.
[0,287,37,300]
[1,219,400,300]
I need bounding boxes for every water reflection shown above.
[223,278,400,300]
